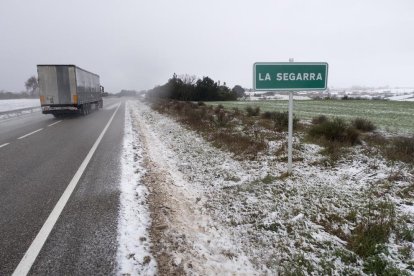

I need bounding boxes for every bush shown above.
[309,118,360,144]
[273,111,298,131]
[214,104,224,114]
[261,111,274,120]
[312,115,328,125]
[261,111,298,130]
[245,106,260,117]
[386,136,414,164]
[352,118,376,132]
[348,201,395,258]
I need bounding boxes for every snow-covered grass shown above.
[129,101,258,275]
[117,102,157,275]
[128,99,414,275]
[0,99,40,112]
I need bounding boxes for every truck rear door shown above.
[37,65,76,105]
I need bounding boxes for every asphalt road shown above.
[0,97,125,275]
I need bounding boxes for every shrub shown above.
[273,111,298,131]
[245,106,260,117]
[386,136,414,164]
[352,118,376,132]
[261,111,273,120]
[345,127,361,145]
[214,104,224,115]
[348,201,395,258]
[232,107,241,116]
[213,109,230,128]
[312,115,328,125]
[308,118,360,145]
[212,132,267,158]
[261,111,298,130]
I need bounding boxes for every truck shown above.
[37,64,104,116]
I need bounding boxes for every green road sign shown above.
[254,62,328,91]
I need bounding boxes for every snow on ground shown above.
[126,99,414,274]
[129,101,258,275]
[0,99,40,112]
[245,92,312,100]
[0,99,41,120]
[387,93,414,101]
[117,102,157,276]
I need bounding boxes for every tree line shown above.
[147,74,245,101]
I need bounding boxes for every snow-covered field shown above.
[125,99,414,275]
[0,99,40,112]
[0,99,41,120]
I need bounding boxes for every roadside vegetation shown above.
[148,98,413,166]
[146,74,243,102]
[144,85,413,274]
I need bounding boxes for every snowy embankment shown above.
[125,99,413,274]
[117,102,157,275]
[0,99,40,112]
[0,99,41,120]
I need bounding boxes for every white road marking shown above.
[12,103,121,276]
[17,128,43,140]
[0,143,10,148]
[48,120,62,127]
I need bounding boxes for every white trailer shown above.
[37,65,104,116]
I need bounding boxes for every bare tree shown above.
[25,76,38,96]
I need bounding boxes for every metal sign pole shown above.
[288,91,293,174]
[287,58,294,174]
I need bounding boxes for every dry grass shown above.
[149,99,268,159]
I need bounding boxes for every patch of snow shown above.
[0,99,40,112]
[387,93,414,101]
[117,102,157,275]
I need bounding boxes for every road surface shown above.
[0,97,125,275]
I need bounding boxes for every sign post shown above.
[288,90,293,172]
[253,62,328,173]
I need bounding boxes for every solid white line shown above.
[48,120,62,127]
[12,103,122,276]
[0,143,10,148]
[17,128,43,140]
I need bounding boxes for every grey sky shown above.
[1,0,413,93]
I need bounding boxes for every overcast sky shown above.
[1,0,413,92]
